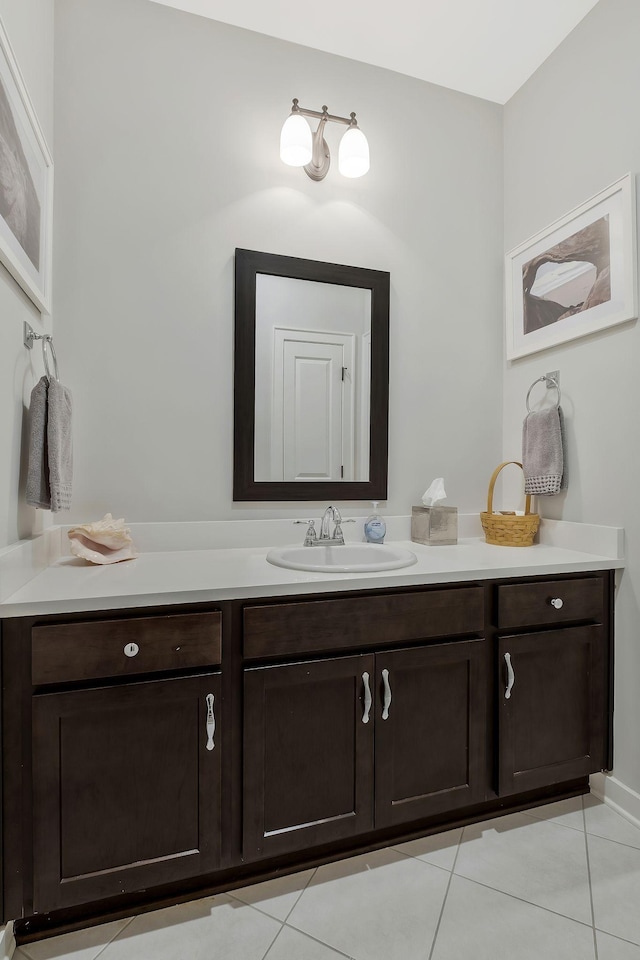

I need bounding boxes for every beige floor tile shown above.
[287,847,449,960]
[588,834,640,945]
[520,794,585,832]
[596,931,640,960]
[19,919,132,960]
[392,827,462,871]
[584,796,640,850]
[455,811,592,923]
[99,894,280,960]
[431,875,596,960]
[230,869,316,921]
[267,926,351,960]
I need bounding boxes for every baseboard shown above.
[590,773,640,830]
[0,922,16,960]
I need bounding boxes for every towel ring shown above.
[526,375,560,413]
[23,322,60,383]
[42,336,60,382]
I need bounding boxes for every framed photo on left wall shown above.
[0,15,53,314]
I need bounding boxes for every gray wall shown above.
[503,0,640,798]
[0,0,54,549]
[53,0,504,524]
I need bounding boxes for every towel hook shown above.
[24,322,60,382]
[42,337,59,382]
[526,375,560,413]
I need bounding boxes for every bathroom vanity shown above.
[0,542,616,943]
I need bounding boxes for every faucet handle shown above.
[294,519,317,545]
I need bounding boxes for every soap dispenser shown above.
[364,502,386,544]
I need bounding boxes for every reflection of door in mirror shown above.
[254,275,371,482]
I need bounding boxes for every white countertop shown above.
[0,533,624,618]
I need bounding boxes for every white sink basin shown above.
[266,542,418,573]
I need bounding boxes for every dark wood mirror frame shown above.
[233,248,390,501]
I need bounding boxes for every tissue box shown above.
[411,505,458,545]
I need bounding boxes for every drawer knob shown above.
[124,642,139,658]
[550,598,564,610]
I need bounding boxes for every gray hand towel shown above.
[522,405,565,496]
[26,376,51,509]
[47,379,73,512]
[558,406,568,490]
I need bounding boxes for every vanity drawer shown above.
[243,587,484,660]
[32,611,222,685]
[495,577,604,630]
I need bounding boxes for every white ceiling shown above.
[150,0,599,103]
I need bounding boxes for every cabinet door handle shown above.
[382,668,392,720]
[504,652,515,700]
[205,693,216,750]
[550,597,564,609]
[362,672,372,724]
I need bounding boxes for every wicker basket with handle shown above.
[480,461,540,547]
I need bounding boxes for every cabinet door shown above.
[32,673,221,912]
[243,655,374,859]
[374,640,487,827]
[498,626,606,795]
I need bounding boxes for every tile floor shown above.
[14,795,640,960]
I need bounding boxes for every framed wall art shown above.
[505,174,637,360]
[0,15,53,314]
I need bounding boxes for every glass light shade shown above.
[338,126,370,178]
[280,113,312,167]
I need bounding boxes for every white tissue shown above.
[421,478,447,507]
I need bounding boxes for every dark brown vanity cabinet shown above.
[0,572,613,938]
[32,673,222,912]
[243,655,375,859]
[374,640,487,827]
[495,577,609,796]
[243,641,486,860]
[22,611,224,914]
[497,626,606,795]
[242,588,488,860]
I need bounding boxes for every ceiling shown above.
[149,0,599,103]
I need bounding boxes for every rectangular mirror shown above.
[234,249,389,501]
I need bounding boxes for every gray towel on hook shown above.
[26,376,51,509]
[558,406,568,490]
[47,379,73,512]
[522,405,565,496]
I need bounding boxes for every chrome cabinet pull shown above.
[205,693,216,751]
[550,597,564,609]
[362,672,372,724]
[381,668,392,720]
[504,652,515,699]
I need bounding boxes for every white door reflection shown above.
[254,275,371,482]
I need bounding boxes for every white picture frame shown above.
[0,15,53,314]
[505,174,637,361]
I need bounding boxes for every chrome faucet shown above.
[319,505,344,544]
[294,506,355,546]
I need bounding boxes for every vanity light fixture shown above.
[280,99,370,181]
